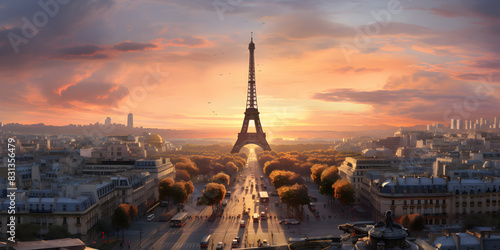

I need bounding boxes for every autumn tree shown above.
[184,181,194,196]
[263,156,299,175]
[333,179,355,206]
[211,162,225,174]
[170,182,188,204]
[269,170,303,189]
[158,178,175,201]
[200,183,226,214]
[211,172,230,186]
[175,169,191,182]
[278,184,310,214]
[407,214,425,236]
[174,158,199,176]
[225,162,239,176]
[191,155,213,175]
[128,204,138,220]
[258,151,277,167]
[311,164,328,185]
[112,204,132,242]
[319,166,339,198]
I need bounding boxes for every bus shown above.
[170,212,188,227]
[259,191,269,204]
[200,234,211,248]
[253,213,259,222]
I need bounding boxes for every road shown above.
[121,148,365,249]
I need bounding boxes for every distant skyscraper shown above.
[105,117,111,126]
[450,119,456,130]
[128,113,133,128]
[457,119,463,130]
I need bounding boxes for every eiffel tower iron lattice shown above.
[231,34,271,154]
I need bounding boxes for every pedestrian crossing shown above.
[162,242,199,248]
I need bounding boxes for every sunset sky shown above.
[1,0,499,137]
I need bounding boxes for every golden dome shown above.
[148,134,163,146]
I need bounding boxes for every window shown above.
[63,205,67,211]
[404,201,407,205]
[418,200,421,205]
[63,217,67,224]
[122,190,126,195]
[430,200,433,205]
[76,217,81,224]
[76,205,79,211]
[411,200,414,205]
[436,200,440,205]
[392,200,395,205]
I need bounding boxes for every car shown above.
[262,239,270,246]
[285,219,300,225]
[232,239,238,248]
[147,214,155,221]
[279,219,300,225]
[270,190,279,196]
[216,242,223,250]
[235,236,241,243]
[308,195,318,202]
[240,220,245,227]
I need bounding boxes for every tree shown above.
[319,166,339,198]
[333,179,355,206]
[170,182,188,204]
[184,181,194,196]
[269,170,303,189]
[211,172,230,186]
[311,164,328,185]
[45,224,71,240]
[263,156,299,175]
[200,183,226,214]
[211,162,225,174]
[128,204,138,220]
[112,204,131,242]
[225,162,239,176]
[465,213,488,229]
[191,155,213,175]
[278,184,309,215]
[408,214,425,236]
[17,223,40,241]
[159,178,175,201]
[174,159,199,176]
[400,215,410,229]
[96,219,113,242]
[175,169,191,182]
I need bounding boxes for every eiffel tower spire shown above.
[231,34,271,153]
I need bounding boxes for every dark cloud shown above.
[58,81,129,106]
[312,87,500,121]
[113,42,157,51]
[59,45,103,55]
[473,59,500,69]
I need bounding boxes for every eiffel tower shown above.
[231,34,271,154]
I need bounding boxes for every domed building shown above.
[144,133,166,154]
[147,134,164,148]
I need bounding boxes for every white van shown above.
[147,214,155,221]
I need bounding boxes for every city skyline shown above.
[1,0,499,137]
